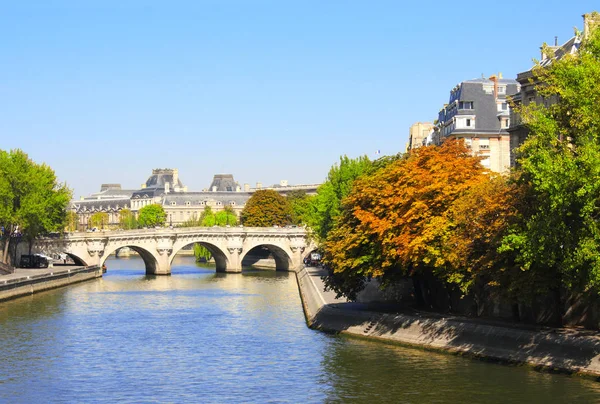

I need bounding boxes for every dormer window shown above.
[171,201,176,206]
[458,101,473,110]
[185,201,191,206]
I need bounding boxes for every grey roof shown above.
[439,78,519,137]
[208,174,240,192]
[88,188,136,199]
[70,198,131,212]
[145,173,183,189]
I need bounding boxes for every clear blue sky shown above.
[1,1,597,198]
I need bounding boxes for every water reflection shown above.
[0,256,598,403]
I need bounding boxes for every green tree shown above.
[66,211,79,232]
[215,206,238,226]
[88,212,109,230]
[501,21,600,306]
[286,190,313,225]
[138,204,166,228]
[241,189,292,227]
[306,155,372,241]
[193,243,212,262]
[119,208,137,230]
[0,149,72,265]
[200,206,216,227]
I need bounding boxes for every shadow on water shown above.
[319,336,600,403]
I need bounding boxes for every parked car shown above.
[19,254,50,268]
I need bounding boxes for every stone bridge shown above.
[26,227,315,275]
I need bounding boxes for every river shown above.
[0,256,599,403]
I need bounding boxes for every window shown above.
[458,101,473,110]
[502,103,508,110]
[481,157,491,167]
[498,86,506,94]
[171,201,176,206]
[479,138,490,149]
[466,119,471,127]
[185,201,191,206]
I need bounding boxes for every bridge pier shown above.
[224,247,243,273]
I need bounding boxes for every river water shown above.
[1,256,599,403]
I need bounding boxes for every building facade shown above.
[407,122,434,151]
[70,169,320,230]
[508,12,600,166]
[436,75,519,173]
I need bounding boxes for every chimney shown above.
[583,12,600,39]
[173,169,179,187]
[256,182,262,189]
[212,186,217,192]
[555,36,558,46]
[489,74,498,99]
[244,183,250,192]
[165,182,170,194]
[280,180,288,187]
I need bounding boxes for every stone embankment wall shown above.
[295,267,600,377]
[0,266,102,303]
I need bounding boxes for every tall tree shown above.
[286,190,313,225]
[0,149,72,265]
[241,190,292,227]
[306,155,372,241]
[502,21,600,302]
[137,204,166,228]
[323,140,487,300]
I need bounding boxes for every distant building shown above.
[70,184,135,230]
[436,75,519,172]
[508,12,600,166]
[407,122,434,151]
[70,169,321,229]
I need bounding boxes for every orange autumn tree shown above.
[441,175,521,300]
[323,139,488,300]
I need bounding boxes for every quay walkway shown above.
[0,264,102,302]
[295,266,600,377]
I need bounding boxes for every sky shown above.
[1,1,598,198]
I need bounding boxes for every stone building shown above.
[70,169,321,230]
[436,75,519,173]
[508,12,600,166]
[70,184,135,231]
[407,122,434,151]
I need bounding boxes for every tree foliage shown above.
[89,212,109,229]
[119,208,137,230]
[193,243,212,262]
[0,149,71,264]
[286,190,313,225]
[323,140,487,300]
[306,155,372,241]
[137,204,166,228]
[66,211,79,232]
[501,23,600,296]
[241,190,292,227]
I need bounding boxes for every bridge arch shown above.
[169,239,230,272]
[101,244,161,275]
[241,243,292,271]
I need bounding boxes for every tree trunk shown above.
[2,224,13,264]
